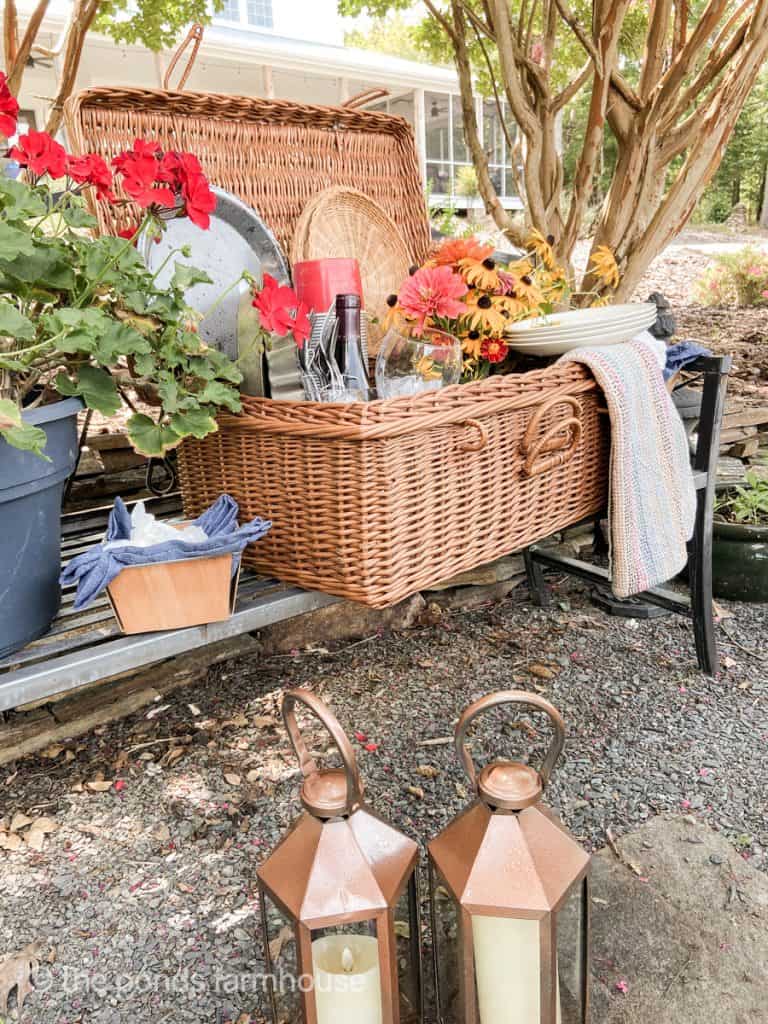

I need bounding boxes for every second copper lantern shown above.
[257,689,423,1024]
[428,692,590,1024]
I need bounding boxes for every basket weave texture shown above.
[66,85,609,607]
[178,365,609,606]
[64,87,431,263]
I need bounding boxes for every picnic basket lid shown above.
[63,87,432,265]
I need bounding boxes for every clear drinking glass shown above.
[375,327,462,400]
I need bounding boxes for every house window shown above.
[216,0,273,28]
[424,90,519,200]
[366,95,415,130]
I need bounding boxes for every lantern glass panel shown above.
[260,891,301,1024]
[310,919,383,1024]
[395,875,421,1024]
[431,866,462,1024]
[557,878,587,1023]
[472,914,541,1024]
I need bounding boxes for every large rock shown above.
[589,815,768,1023]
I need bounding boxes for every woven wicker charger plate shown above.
[291,186,412,352]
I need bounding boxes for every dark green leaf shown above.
[126,414,183,457]
[0,178,46,221]
[55,365,121,416]
[94,320,151,363]
[0,302,35,341]
[198,380,241,412]
[0,222,37,261]
[60,204,98,229]
[171,263,213,290]
[170,407,218,440]
[0,399,49,459]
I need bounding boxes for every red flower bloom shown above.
[113,141,175,210]
[160,152,215,229]
[10,130,67,178]
[117,222,140,245]
[252,273,301,337]
[398,265,467,334]
[480,338,509,363]
[66,153,115,201]
[0,71,19,139]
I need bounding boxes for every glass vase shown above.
[375,328,462,400]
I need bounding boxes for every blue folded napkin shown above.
[664,340,711,381]
[61,494,271,610]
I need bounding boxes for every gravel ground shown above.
[1,578,766,1023]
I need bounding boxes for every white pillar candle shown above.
[312,934,383,1024]
[472,916,562,1024]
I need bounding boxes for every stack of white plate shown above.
[504,303,658,356]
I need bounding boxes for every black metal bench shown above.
[524,355,731,676]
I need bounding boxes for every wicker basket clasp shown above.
[457,418,489,453]
[520,395,583,478]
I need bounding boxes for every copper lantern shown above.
[428,692,590,1024]
[257,689,423,1024]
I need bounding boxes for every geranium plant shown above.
[250,273,311,349]
[0,70,242,459]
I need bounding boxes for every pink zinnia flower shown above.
[398,265,467,333]
[747,265,763,276]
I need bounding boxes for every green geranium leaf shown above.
[0,221,37,261]
[61,204,99,229]
[55,365,121,416]
[0,399,49,459]
[44,308,107,355]
[126,413,183,457]
[0,178,47,221]
[0,244,76,290]
[198,380,241,412]
[171,263,213,291]
[131,351,156,377]
[0,301,36,341]
[94,320,151,363]
[170,407,218,439]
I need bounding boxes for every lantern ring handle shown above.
[454,691,565,793]
[281,689,364,812]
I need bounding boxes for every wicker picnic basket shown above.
[65,85,609,607]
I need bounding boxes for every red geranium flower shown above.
[10,130,67,178]
[480,337,509,363]
[0,72,19,138]
[66,153,115,201]
[252,273,301,337]
[160,152,216,229]
[113,141,176,210]
[398,265,467,334]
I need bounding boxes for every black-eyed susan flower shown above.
[458,255,499,291]
[588,245,620,289]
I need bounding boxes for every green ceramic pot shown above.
[712,518,768,602]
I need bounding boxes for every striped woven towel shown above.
[560,335,696,599]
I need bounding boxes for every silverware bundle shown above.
[300,304,371,402]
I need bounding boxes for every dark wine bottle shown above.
[334,293,370,399]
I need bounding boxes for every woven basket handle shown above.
[282,689,364,813]
[520,395,583,478]
[455,691,565,794]
[164,24,204,92]
[343,88,390,110]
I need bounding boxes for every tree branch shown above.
[3,0,19,69]
[639,0,673,99]
[651,0,730,116]
[7,0,50,95]
[45,0,101,135]
[553,59,592,112]
[673,0,688,55]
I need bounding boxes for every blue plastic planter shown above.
[0,398,82,658]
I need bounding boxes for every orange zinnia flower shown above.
[430,236,495,268]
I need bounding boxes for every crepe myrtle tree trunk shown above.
[420,0,768,299]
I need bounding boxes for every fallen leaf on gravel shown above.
[24,819,58,852]
[153,824,171,842]
[0,940,41,1016]
[269,925,293,961]
[416,765,440,779]
[146,704,171,719]
[246,770,261,783]
[188,703,201,716]
[394,920,410,939]
[10,813,32,833]
[253,715,279,730]
[177,882,196,894]
[76,824,104,837]
[406,785,424,799]
[224,773,242,787]
[84,781,114,793]
[40,745,64,759]
[528,663,557,680]
[0,833,21,852]
[455,783,468,799]
[162,747,186,767]
[113,751,130,772]
[223,713,249,728]
[418,737,452,746]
